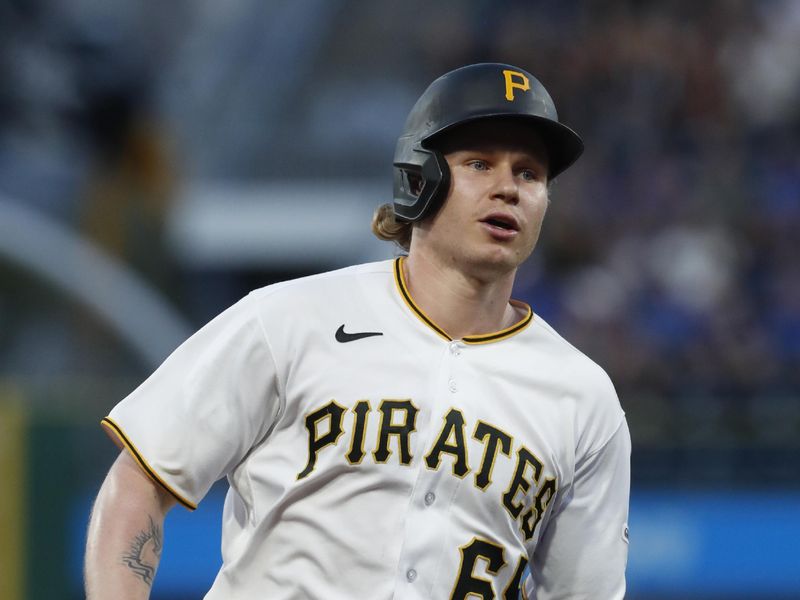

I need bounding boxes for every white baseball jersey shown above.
[102,258,630,599]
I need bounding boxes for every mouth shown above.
[480,213,520,232]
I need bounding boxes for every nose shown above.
[491,164,519,205]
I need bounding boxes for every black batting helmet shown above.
[392,63,584,222]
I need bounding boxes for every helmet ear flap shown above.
[392,148,450,222]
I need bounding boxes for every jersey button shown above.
[424,492,436,506]
[449,342,461,356]
[406,569,417,582]
[448,379,457,393]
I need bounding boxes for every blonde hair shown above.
[371,203,413,252]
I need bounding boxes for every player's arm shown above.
[85,449,177,599]
[526,419,631,599]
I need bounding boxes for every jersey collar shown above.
[392,257,533,345]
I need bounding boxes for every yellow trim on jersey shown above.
[393,257,533,344]
[462,299,532,344]
[101,417,197,511]
[393,257,451,341]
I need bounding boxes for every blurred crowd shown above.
[1,0,798,477]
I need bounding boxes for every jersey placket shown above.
[393,339,467,598]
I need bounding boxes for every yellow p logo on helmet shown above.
[503,69,530,102]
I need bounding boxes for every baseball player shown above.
[85,63,630,599]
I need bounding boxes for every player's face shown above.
[413,120,550,281]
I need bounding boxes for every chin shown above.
[464,248,522,280]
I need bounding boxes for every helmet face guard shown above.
[392,63,584,223]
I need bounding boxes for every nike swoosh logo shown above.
[335,324,384,343]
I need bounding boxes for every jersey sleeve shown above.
[101,293,282,510]
[524,418,631,600]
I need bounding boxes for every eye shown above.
[467,159,489,171]
[519,168,540,182]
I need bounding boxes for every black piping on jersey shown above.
[394,257,451,340]
[101,417,197,510]
[393,257,533,344]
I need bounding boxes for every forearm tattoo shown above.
[121,516,163,587]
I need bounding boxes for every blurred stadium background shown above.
[1,0,799,598]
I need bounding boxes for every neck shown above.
[402,252,519,340]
